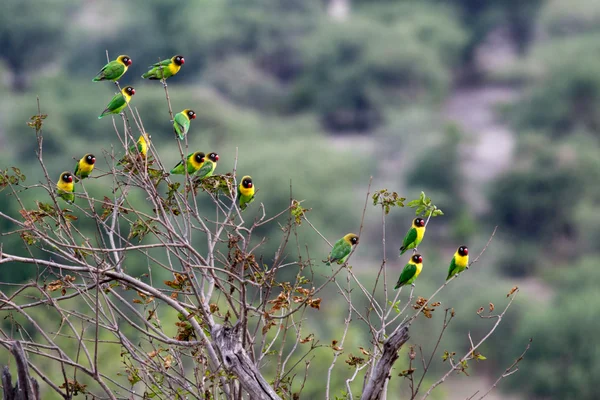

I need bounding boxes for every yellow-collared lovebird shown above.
[98,86,135,119]
[170,152,205,175]
[446,245,469,280]
[196,152,219,179]
[399,217,426,255]
[395,254,423,289]
[57,171,75,204]
[74,153,96,180]
[130,133,150,158]
[92,55,132,82]
[238,176,255,211]
[325,233,359,266]
[173,109,196,140]
[141,55,185,80]
[119,133,151,165]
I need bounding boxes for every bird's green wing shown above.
[195,160,214,178]
[395,264,417,289]
[102,94,126,115]
[173,113,189,140]
[74,161,80,177]
[395,263,417,289]
[446,258,458,280]
[150,59,172,68]
[170,160,185,174]
[329,239,351,264]
[93,61,125,81]
[400,227,417,254]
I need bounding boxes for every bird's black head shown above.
[350,236,359,245]
[412,254,423,264]
[85,154,96,165]
[174,55,185,66]
[208,152,219,163]
[458,246,468,256]
[242,177,253,189]
[62,173,73,183]
[122,56,132,66]
[194,152,205,164]
[187,110,196,120]
[124,86,135,96]
[415,218,425,227]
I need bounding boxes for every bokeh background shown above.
[1,0,600,398]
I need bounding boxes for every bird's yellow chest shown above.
[79,161,94,173]
[139,143,147,156]
[455,254,468,268]
[239,185,254,197]
[414,262,423,277]
[169,63,181,75]
[416,226,425,242]
[58,180,73,192]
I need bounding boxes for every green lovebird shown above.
[399,217,426,255]
[195,152,219,179]
[325,233,359,266]
[238,175,255,211]
[56,171,75,204]
[92,55,132,82]
[173,109,196,140]
[446,245,469,280]
[118,133,151,165]
[395,254,423,289]
[170,152,205,175]
[74,153,96,180]
[141,55,185,80]
[98,86,135,119]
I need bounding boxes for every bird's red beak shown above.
[191,114,196,119]
[91,157,96,164]
[130,88,136,95]
[247,182,253,188]
[127,59,132,66]
[180,58,185,65]
[464,249,469,255]
[214,155,219,161]
[67,177,73,183]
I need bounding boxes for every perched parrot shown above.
[98,86,135,119]
[57,171,75,204]
[395,254,424,289]
[173,109,196,140]
[170,152,205,175]
[118,133,151,165]
[195,152,219,179]
[399,217,426,255]
[92,55,132,82]
[130,133,150,158]
[74,153,96,180]
[446,245,469,280]
[237,175,255,211]
[141,55,185,80]
[325,233,359,266]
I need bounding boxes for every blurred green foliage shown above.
[507,257,600,400]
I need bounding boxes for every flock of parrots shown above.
[325,219,470,289]
[55,54,255,211]
[54,53,466,285]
